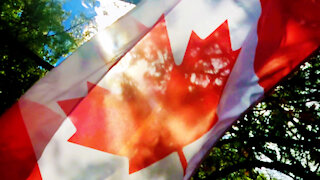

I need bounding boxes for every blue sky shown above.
[54,0,98,66]
[62,0,100,30]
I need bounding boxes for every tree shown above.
[0,0,134,114]
[0,0,87,114]
[192,49,320,179]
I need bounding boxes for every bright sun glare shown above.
[83,0,135,39]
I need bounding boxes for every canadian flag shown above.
[1,0,319,179]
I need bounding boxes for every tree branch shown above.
[1,27,54,70]
[45,15,95,38]
[217,135,319,150]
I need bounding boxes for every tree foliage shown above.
[0,0,78,63]
[192,50,320,179]
[0,0,82,114]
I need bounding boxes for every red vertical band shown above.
[255,0,320,90]
[0,103,41,179]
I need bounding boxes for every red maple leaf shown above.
[58,17,240,174]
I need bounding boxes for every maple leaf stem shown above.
[177,149,188,175]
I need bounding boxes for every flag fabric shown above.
[1,0,319,179]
